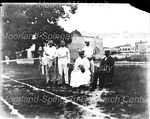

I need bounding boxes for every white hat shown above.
[48,40,53,44]
[39,46,42,50]
[78,49,84,54]
[85,39,90,42]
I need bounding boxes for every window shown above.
[136,45,138,49]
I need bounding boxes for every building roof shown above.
[114,44,131,48]
[135,41,148,44]
[73,35,103,40]
[103,47,111,49]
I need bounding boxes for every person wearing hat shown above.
[42,40,57,84]
[82,39,95,74]
[70,49,91,88]
[57,40,70,85]
[90,50,115,91]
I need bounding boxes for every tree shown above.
[70,29,82,36]
[3,3,78,58]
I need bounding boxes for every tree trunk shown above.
[34,44,40,58]
[33,43,40,67]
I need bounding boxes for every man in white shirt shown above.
[82,39,95,74]
[43,40,57,83]
[57,40,70,84]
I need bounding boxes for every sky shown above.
[58,3,150,47]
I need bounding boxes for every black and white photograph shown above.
[0,2,150,119]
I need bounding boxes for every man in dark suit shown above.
[91,50,115,91]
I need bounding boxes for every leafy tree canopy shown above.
[2,3,78,58]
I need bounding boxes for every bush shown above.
[113,55,149,62]
[93,57,102,61]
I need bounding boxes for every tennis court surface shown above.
[1,60,149,119]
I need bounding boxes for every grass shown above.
[99,66,148,118]
[1,61,149,119]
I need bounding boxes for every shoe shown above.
[65,82,69,85]
[64,84,71,88]
[98,88,103,91]
[90,88,95,92]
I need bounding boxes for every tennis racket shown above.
[93,47,100,55]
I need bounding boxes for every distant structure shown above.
[111,46,121,53]
[16,44,35,59]
[110,41,150,55]
[119,44,134,53]
[68,35,103,62]
[26,44,35,58]
[112,44,135,53]
[135,41,150,54]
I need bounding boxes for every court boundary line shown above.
[1,97,25,119]
[2,76,46,83]
[1,74,116,119]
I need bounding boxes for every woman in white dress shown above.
[70,50,91,87]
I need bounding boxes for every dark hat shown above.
[104,50,111,55]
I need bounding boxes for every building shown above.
[135,41,150,54]
[130,46,135,52]
[112,44,135,53]
[16,44,35,59]
[119,44,132,53]
[26,44,35,58]
[68,35,103,62]
[112,47,120,53]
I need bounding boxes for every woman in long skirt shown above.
[70,50,91,87]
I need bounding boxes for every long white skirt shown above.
[42,56,53,67]
[70,69,91,87]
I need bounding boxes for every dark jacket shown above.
[99,56,115,78]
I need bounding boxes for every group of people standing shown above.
[38,39,115,91]
[38,40,70,84]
